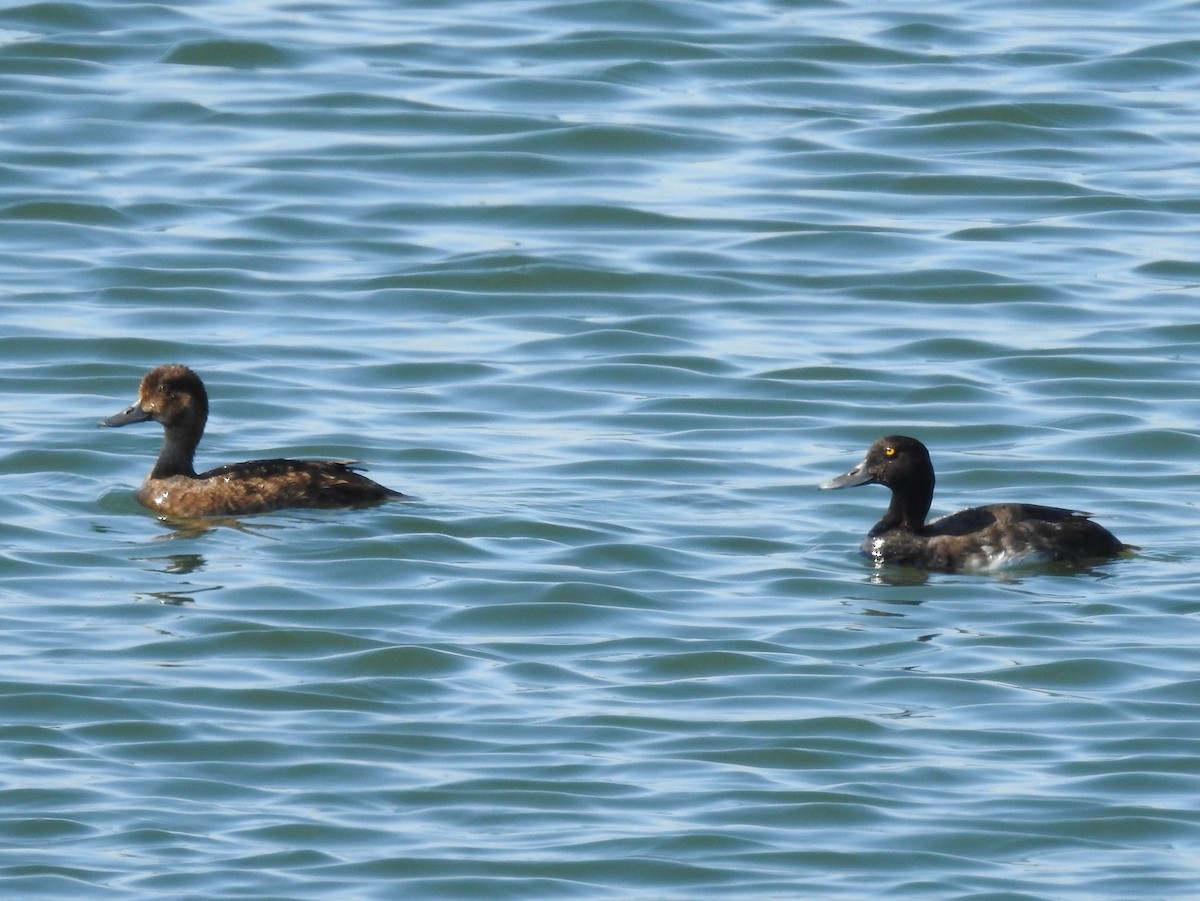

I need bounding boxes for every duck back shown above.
[871,503,1130,571]
[133,458,400,518]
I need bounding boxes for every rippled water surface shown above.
[2,1,1200,898]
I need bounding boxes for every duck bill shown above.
[819,458,874,490]
[99,403,152,428]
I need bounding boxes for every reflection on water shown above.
[135,589,198,606]
[131,553,219,604]
[136,553,206,575]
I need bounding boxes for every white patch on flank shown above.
[971,545,1048,572]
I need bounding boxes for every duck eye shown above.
[884,446,896,457]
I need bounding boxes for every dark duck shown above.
[820,435,1132,571]
[100,364,402,518]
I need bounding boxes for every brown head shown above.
[100,364,209,477]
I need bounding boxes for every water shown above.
[1,1,1199,897]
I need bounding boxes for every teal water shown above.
[2,1,1199,898]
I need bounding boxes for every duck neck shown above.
[872,476,934,535]
[151,422,201,479]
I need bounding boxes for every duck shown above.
[820,435,1132,571]
[100,364,402,518]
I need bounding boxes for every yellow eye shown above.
[884,446,896,456]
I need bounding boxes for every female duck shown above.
[820,435,1131,571]
[100,364,401,518]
